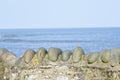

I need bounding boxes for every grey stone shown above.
[36,48,47,63]
[101,50,111,63]
[110,48,120,66]
[61,50,72,61]
[0,48,8,56]
[48,47,62,62]
[72,47,84,63]
[23,49,35,64]
[4,52,17,66]
[15,57,26,67]
[87,52,99,64]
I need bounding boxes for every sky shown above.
[0,0,120,28]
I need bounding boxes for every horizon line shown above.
[0,26,120,29]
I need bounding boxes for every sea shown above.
[0,28,120,57]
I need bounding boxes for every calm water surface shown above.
[0,28,120,57]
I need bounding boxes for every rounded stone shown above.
[72,47,84,63]
[0,52,9,62]
[0,48,8,57]
[101,50,111,63]
[61,50,72,61]
[36,48,47,63]
[0,48,9,62]
[32,54,39,65]
[4,52,17,66]
[87,52,99,64]
[48,47,62,62]
[110,48,120,66]
[23,49,35,64]
[15,57,25,66]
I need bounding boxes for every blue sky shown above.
[0,0,120,28]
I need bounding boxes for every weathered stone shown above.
[48,48,62,62]
[23,49,35,64]
[72,47,84,63]
[32,54,39,65]
[4,52,17,66]
[61,50,72,61]
[110,48,120,66]
[36,48,47,63]
[0,63,5,80]
[101,50,111,63]
[15,57,26,67]
[2,47,120,80]
[0,48,8,56]
[0,48,9,62]
[0,52,8,62]
[87,52,99,64]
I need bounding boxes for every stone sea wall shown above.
[0,47,120,80]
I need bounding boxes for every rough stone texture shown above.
[48,48,62,62]
[36,48,47,63]
[87,52,99,64]
[1,47,120,80]
[23,49,35,64]
[61,50,72,61]
[3,60,120,80]
[72,47,84,63]
[0,63,5,80]
[101,50,111,63]
[0,48,8,57]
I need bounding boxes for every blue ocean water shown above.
[0,28,120,57]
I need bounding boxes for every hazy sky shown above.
[0,0,120,28]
